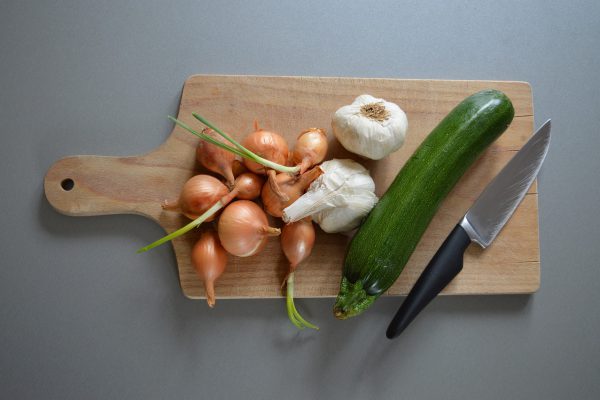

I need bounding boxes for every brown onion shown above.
[217,200,280,257]
[231,172,263,200]
[291,128,328,174]
[196,128,237,187]
[162,174,228,220]
[281,218,316,273]
[242,121,290,174]
[281,218,319,330]
[191,229,228,308]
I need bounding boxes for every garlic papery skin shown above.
[332,94,408,160]
[311,191,378,233]
[282,159,378,233]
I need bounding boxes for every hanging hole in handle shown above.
[61,178,75,191]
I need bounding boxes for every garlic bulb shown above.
[332,94,408,160]
[282,159,378,233]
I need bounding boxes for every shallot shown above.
[162,174,228,220]
[242,121,289,175]
[281,219,318,330]
[218,200,280,257]
[196,128,238,187]
[290,128,328,174]
[191,229,228,308]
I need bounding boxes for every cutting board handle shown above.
[44,155,153,217]
[44,143,195,219]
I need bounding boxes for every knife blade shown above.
[386,120,551,339]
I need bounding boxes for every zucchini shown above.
[333,89,515,319]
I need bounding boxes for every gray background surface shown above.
[1,1,599,399]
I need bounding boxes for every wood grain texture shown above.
[44,75,539,300]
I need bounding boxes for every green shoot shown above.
[168,116,246,158]
[286,272,319,330]
[137,201,224,253]
[192,113,249,155]
[186,113,300,175]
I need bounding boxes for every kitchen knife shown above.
[386,119,551,340]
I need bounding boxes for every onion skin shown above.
[281,219,315,272]
[217,200,280,257]
[291,128,328,174]
[214,172,264,214]
[233,172,264,200]
[261,166,323,218]
[163,174,228,221]
[196,172,263,221]
[231,159,247,177]
[242,123,290,174]
[191,229,228,308]
[261,174,300,218]
[196,128,237,187]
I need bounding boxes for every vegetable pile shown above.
[138,97,397,329]
[137,89,514,329]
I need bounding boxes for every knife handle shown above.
[386,224,472,339]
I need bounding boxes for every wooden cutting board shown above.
[44,75,539,300]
